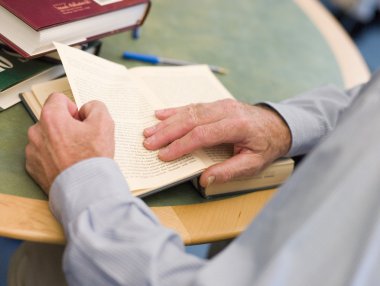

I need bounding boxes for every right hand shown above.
[143,99,291,188]
[25,93,115,194]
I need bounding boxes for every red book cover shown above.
[0,0,150,30]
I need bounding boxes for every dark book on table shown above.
[0,41,101,110]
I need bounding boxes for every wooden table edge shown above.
[0,189,276,245]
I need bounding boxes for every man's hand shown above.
[143,99,291,188]
[25,93,115,194]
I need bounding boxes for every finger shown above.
[27,124,43,147]
[40,93,78,124]
[144,99,235,138]
[78,100,112,124]
[154,106,181,120]
[25,125,50,192]
[67,98,80,119]
[199,152,266,188]
[79,101,115,143]
[144,110,196,149]
[143,105,194,138]
[157,118,245,161]
[144,100,233,150]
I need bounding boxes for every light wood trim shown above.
[0,193,64,244]
[159,189,276,245]
[0,189,275,245]
[295,0,370,88]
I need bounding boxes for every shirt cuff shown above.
[262,102,325,157]
[49,157,133,227]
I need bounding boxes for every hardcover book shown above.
[0,45,64,110]
[0,0,151,58]
[21,43,294,198]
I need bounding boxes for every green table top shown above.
[0,0,343,206]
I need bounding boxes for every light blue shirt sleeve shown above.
[48,73,380,285]
[49,158,206,285]
[263,84,363,157]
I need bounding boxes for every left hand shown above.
[143,99,291,188]
[25,93,115,194]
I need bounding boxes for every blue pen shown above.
[122,51,228,75]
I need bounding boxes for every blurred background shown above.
[321,0,380,71]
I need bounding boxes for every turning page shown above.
[130,65,234,107]
[54,43,206,194]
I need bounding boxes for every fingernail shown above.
[207,176,215,187]
[158,146,169,157]
[144,136,155,147]
[144,125,156,136]
[155,109,166,116]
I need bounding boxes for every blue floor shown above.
[355,22,380,71]
[0,239,209,285]
[1,5,379,286]
[0,238,21,286]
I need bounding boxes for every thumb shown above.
[199,153,265,188]
[78,100,111,122]
[41,92,78,123]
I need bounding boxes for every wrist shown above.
[255,104,292,158]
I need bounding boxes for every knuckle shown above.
[191,126,207,143]
[27,125,39,144]
[187,103,201,126]
[220,98,238,111]
[219,169,233,183]
[92,100,106,110]
[221,99,247,117]
[221,98,236,106]
[27,126,34,139]
[25,144,32,159]
[39,107,56,124]
[50,92,63,97]
[25,161,32,176]
[236,115,251,130]
[48,92,64,101]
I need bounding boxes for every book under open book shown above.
[20,43,294,198]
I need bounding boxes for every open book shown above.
[21,43,294,197]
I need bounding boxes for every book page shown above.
[130,65,234,107]
[54,43,206,192]
[196,144,234,166]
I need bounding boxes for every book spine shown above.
[0,1,150,58]
[19,93,38,122]
[0,34,29,58]
[0,0,151,30]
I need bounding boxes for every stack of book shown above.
[0,0,151,109]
